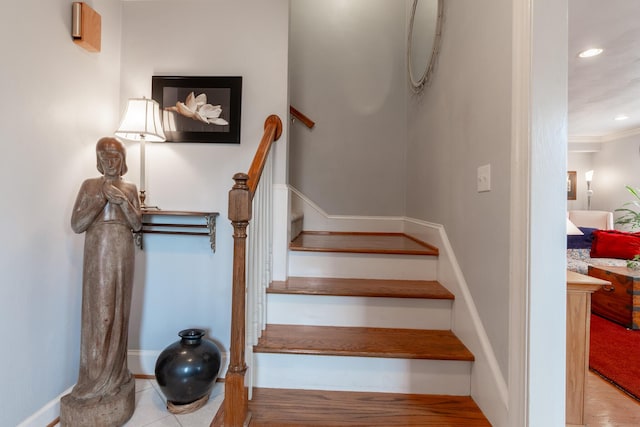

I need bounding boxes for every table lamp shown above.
[115,98,166,208]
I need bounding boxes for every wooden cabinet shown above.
[566,270,609,427]
[589,265,640,329]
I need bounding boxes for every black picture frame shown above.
[152,76,242,143]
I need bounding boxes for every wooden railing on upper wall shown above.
[217,114,283,427]
[290,105,315,129]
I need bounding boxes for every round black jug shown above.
[155,329,221,406]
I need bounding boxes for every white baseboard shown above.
[128,349,161,376]
[16,385,73,427]
[18,349,230,427]
[289,186,405,233]
[403,218,508,425]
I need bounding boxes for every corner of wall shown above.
[16,385,73,427]
[403,218,509,426]
[282,188,508,425]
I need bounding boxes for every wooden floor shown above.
[268,277,454,299]
[255,324,473,360]
[212,363,640,427]
[290,232,439,256]
[247,388,490,426]
[586,370,640,426]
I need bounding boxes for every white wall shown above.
[2,0,572,424]
[526,0,568,424]
[3,1,288,424]
[405,2,568,425]
[590,135,640,225]
[120,0,289,354]
[0,1,123,425]
[288,0,407,216]
[567,151,595,211]
[568,135,640,223]
[405,0,513,378]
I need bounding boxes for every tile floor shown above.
[122,378,223,427]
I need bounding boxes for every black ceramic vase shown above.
[155,329,222,406]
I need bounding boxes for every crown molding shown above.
[567,141,602,153]
[569,126,640,144]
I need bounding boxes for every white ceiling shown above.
[569,0,640,140]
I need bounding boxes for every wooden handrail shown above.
[220,114,283,427]
[290,105,315,129]
[247,115,283,195]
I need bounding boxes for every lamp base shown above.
[139,190,160,211]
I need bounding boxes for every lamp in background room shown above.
[585,170,594,210]
[115,98,166,208]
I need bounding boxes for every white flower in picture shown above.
[165,92,229,125]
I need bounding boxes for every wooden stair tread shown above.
[246,388,491,426]
[269,277,454,299]
[255,325,474,361]
[290,231,439,256]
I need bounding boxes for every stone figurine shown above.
[60,137,142,426]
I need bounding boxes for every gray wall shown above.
[2,1,289,424]
[0,1,123,425]
[4,0,573,423]
[120,0,289,357]
[405,0,513,377]
[289,0,568,391]
[289,0,407,216]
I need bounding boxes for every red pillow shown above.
[591,230,640,259]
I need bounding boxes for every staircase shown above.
[238,231,490,426]
[214,117,491,425]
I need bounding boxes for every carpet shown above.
[589,313,640,400]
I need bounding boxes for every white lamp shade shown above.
[115,98,166,142]
[585,170,594,182]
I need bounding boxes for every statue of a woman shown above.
[61,137,142,426]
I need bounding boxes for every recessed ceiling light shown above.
[578,48,604,58]
[614,114,629,121]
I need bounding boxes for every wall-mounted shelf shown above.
[135,209,219,252]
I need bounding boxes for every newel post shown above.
[225,172,252,426]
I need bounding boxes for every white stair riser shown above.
[288,251,437,280]
[254,353,471,395]
[267,294,452,329]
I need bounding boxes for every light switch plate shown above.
[477,164,491,192]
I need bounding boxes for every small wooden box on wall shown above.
[72,2,101,53]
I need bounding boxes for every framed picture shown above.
[152,76,242,143]
[567,171,577,200]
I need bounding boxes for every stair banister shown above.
[289,105,315,129]
[222,114,283,427]
[247,115,284,194]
